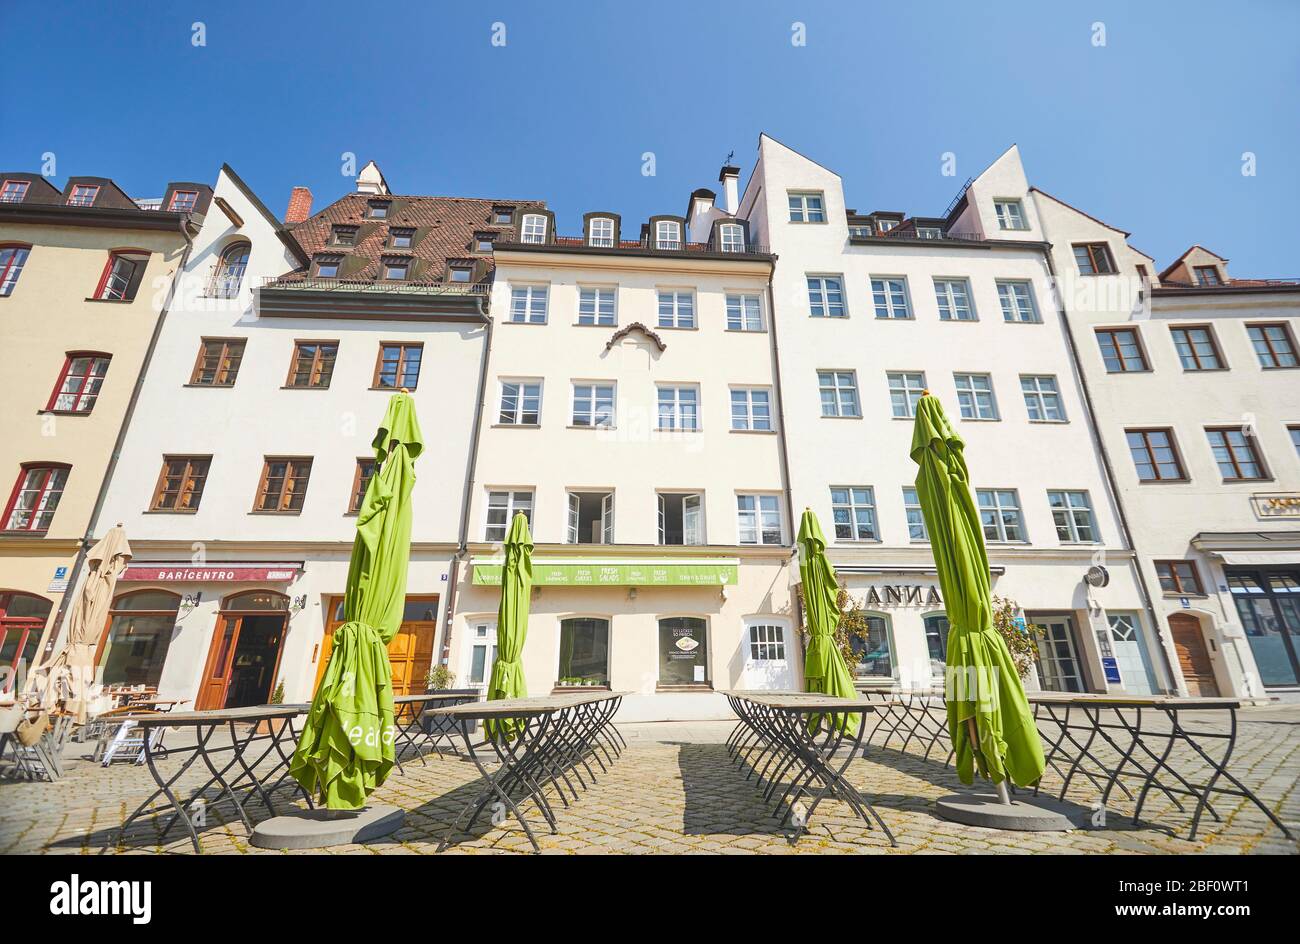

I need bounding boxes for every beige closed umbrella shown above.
[42,525,132,722]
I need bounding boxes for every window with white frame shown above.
[657,290,695,329]
[726,293,763,331]
[484,490,533,542]
[521,214,547,244]
[577,286,616,326]
[588,217,614,247]
[719,223,745,253]
[730,387,773,431]
[830,487,878,541]
[934,278,975,321]
[871,277,910,319]
[954,372,999,420]
[572,382,615,427]
[1020,374,1066,422]
[656,385,699,431]
[818,370,860,417]
[976,489,1025,542]
[1048,490,1096,543]
[567,491,614,544]
[749,624,786,661]
[787,191,826,223]
[994,199,1027,230]
[902,487,928,541]
[737,494,782,545]
[499,380,541,425]
[997,280,1039,323]
[659,492,704,545]
[806,275,846,318]
[509,284,548,323]
[887,371,927,418]
[655,220,681,250]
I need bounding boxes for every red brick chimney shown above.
[285,186,313,224]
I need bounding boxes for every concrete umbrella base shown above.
[250,805,405,849]
[934,792,1079,831]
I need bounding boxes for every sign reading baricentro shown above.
[472,559,739,587]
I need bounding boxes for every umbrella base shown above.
[935,793,1078,832]
[250,804,405,849]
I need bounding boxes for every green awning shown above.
[472,558,738,587]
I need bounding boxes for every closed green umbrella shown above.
[910,393,1044,788]
[290,392,423,809]
[485,511,534,739]
[798,508,860,732]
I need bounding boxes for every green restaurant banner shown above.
[472,558,738,587]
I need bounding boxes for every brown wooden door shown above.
[315,595,438,696]
[197,617,241,710]
[1169,613,1219,697]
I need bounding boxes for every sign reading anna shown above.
[862,584,943,607]
[472,559,738,587]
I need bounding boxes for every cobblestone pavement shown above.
[2,705,1296,855]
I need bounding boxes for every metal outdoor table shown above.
[391,690,479,772]
[425,691,625,853]
[723,690,898,846]
[111,703,310,853]
[860,688,953,763]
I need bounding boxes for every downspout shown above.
[42,218,196,659]
[1040,247,1176,693]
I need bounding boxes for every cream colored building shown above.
[0,173,198,691]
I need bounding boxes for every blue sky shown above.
[3,0,1297,274]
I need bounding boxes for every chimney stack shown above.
[719,165,740,214]
[285,186,313,224]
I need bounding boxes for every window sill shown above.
[0,530,51,538]
[502,320,548,326]
[573,322,619,328]
[183,383,238,389]
[1221,477,1274,485]
[959,417,1002,423]
[875,316,915,321]
[1162,592,1209,600]
[491,423,540,429]
[1002,319,1043,325]
[723,328,768,334]
[938,318,980,324]
[822,414,863,420]
[1028,419,1069,425]
[38,409,92,417]
[1137,479,1191,485]
[552,685,611,694]
[836,538,882,545]
[143,509,198,515]
[369,386,418,392]
[655,682,714,693]
[1181,367,1230,373]
[730,428,777,435]
[567,424,615,431]
[655,324,698,331]
[83,297,134,304]
[249,510,304,516]
[1259,365,1298,371]
[280,385,332,391]
[656,427,702,434]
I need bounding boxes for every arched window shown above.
[222,590,288,612]
[98,590,181,688]
[0,592,52,692]
[558,617,610,686]
[211,241,250,298]
[849,612,895,680]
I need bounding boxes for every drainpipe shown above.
[42,218,196,659]
[1040,247,1176,694]
[439,305,494,668]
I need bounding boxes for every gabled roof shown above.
[1158,245,1228,281]
[1029,187,1156,262]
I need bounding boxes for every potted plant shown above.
[257,679,287,735]
[425,664,455,692]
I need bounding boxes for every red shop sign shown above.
[121,564,301,582]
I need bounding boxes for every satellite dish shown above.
[1084,565,1110,588]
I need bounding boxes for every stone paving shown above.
[1,705,1296,855]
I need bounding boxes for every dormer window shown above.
[917,225,943,240]
[1,180,29,203]
[492,206,515,225]
[448,265,472,283]
[474,233,496,252]
[1194,265,1222,286]
[331,225,358,246]
[367,200,390,219]
[67,185,100,207]
[876,218,896,232]
[719,223,744,253]
[313,254,342,278]
[588,217,615,248]
[168,190,199,213]
[993,199,1027,230]
[382,257,410,281]
[389,227,415,249]
[521,213,547,244]
[655,220,681,250]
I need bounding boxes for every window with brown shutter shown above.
[151,456,211,512]
[254,458,312,513]
[189,338,246,386]
[285,341,337,388]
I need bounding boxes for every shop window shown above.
[0,592,52,693]
[98,591,181,689]
[557,618,609,687]
[658,617,708,686]
[924,613,950,676]
[850,614,895,680]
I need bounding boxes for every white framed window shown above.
[871,277,911,319]
[787,191,826,223]
[977,489,1025,543]
[887,371,927,418]
[499,380,542,425]
[567,491,614,544]
[655,220,681,250]
[726,293,763,331]
[484,489,533,542]
[657,384,700,431]
[902,487,928,542]
[818,370,860,417]
[588,217,615,247]
[577,286,616,326]
[997,280,1039,323]
[994,199,1027,230]
[806,275,847,318]
[730,387,773,431]
[934,278,975,321]
[464,618,498,690]
[521,213,547,244]
[954,372,999,420]
[508,284,548,324]
[719,223,745,252]
[1048,490,1096,543]
[737,494,782,545]
[749,624,787,661]
[657,290,696,329]
[830,487,878,541]
[916,225,943,239]
[572,382,615,427]
[659,492,704,545]
[1021,374,1066,422]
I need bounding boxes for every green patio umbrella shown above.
[485,511,534,739]
[910,393,1044,788]
[290,391,423,809]
[798,508,860,732]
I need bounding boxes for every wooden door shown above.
[1169,613,1219,696]
[197,617,241,710]
[315,595,438,696]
